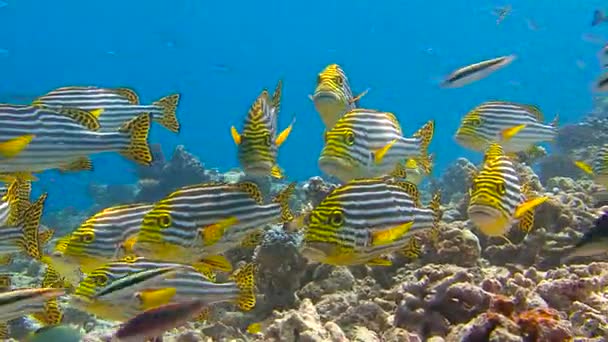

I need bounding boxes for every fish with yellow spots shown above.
[231,81,294,179]
[319,108,434,183]
[131,181,295,273]
[467,143,549,244]
[297,177,442,266]
[310,64,368,129]
[71,256,257,322]
[33,86,181,133]
[455,101,558,154]
[573,144,608,189]
[45,202,154,284]
[394,154,435,185]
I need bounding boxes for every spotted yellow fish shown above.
[71,256,256,322]
[455,101,558,154]
[310,64,368,129]
[467,143,549,243]
[132,182,294,272]
[320,108,434,183]
[298,177,442,266]
[573,144,608,189]
[231,82,294,179]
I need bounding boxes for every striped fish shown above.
[0,287,65,322]
[574,143,608,189]
[310,64,368,130]
[441,55,516,88]
[71,256,256,322]
[33,86,181,133]
[319,108,434,183]
[132,182,295,272]
[231,82,294,179]
[45,203,154,284]
[299,177,442,266]
[0,192,54,265]
[0,105,153,174]
[467,143,549,242]
[455,101,558,154]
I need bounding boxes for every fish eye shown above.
[469,117,482,126]
[328,210,344,227]
[94,274,108,286]
[122,255,137,263]
[343,130,355,146]
[334,75,343,86]
[157,213,172,228]
[80,231,95,243]
[496,183,506,195]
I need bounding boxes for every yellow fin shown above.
[389,180,421,207]
[514,196,548,219]
[413,120,435,153]
[113,87,140,104]
[54,107,101,131]
[272,182,295,223]
[118,235,138,257]
[0,323,8,339]
[241,231,264,248]
[31,298,63,325]
[270,165,284,179]
[402,237,422,259]
[374,139,397,164]
[518,208,535,233]
[193,307,212,322]
[0,135,34,159]
[366,257,392,266]
[38,229,55,246]
[390,162,407,178]
[371,221,414,246]
[20,193,47,260]
[198,217,239,246]
[271,79,282,114]
[521,104,544,122]
[59,157,93,172]
[152,94,181,133]
[230,263,257,311]
[136,287,177,310]
[236,181,264,205]
[191,262,217,282]
[428,191,442,245]
[275,118,295,147]
[574,161,594,174]
[500,124,526,141]
[405,158,418,169]
[118,113,152,166]
[230,126,242,145]
[247,322,262,334]
[89,108,104,118]
[197,255,233,273]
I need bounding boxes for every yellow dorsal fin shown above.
[136,287,177,310]
[198,217,239,246]
[500,124,526,141]
[231,127,241,145]
[401,237,422,259]
[0,135,35,159]
[390,180,421,207]
[113,87,140,104]
[271,79,282,114]
[272,182,295,223]
[59,157,93,172]
[191,262,217,282]
[428,191,442,245]
[20,193,47,260]
[275,117,295,147]
[370,221,413,246]
[270,165,284,179]
[197,255,233,273]
[54,107,101,131]
[374,139,397,164]
[413,120,435,153]
[235,181,264,205]
[521,104,544,122]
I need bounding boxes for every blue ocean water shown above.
[0,0,604,211]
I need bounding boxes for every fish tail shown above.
[30,298,63,325]
[19,193,47,260]
[273,182,296,223]
[152,94,181,133]
[413,119,435,157]
[428,191,442,245]
[230,263,257,311]
[0,323,8,339]
[119,113,153,166]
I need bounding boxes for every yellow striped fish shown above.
[310,64,368,129]
[71,256,256,322]
[573,144,608,189]
[467,143,549,243]
[320,108,434,183]
[455,101,558,154]
[45,203,154,284]
[27,264,67,327]
[132,182,295,272]
[299,177,442,266]
[33,86,181,133]
[0,105,152,174]
[231,82,294,179]
[441,55,516,88]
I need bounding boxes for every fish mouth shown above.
[242,162,273,178]
[312,91,347,110]
[467,205,506,236]
[318,155,355,182]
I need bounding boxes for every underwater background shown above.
[0,0,603,211]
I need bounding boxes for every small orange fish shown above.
[111,300,206,342]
